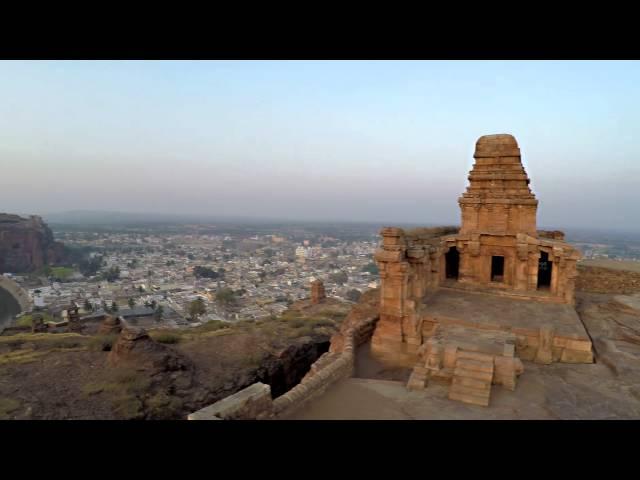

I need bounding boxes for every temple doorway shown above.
[445,247,459,279]
[538,251,552,289]
[491,256,504,282]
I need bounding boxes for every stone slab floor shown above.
[289,292,640,420]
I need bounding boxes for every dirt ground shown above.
[0,299,352,420]
[580,259,640,273]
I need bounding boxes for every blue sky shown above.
[0,60,638,229]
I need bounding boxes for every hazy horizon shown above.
[2,60,639,231]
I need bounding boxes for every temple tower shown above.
[459,134,538,236]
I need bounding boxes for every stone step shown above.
[456,350,495,363]
[455,358,495,374]
[407,372,427,391]
[449,385,491,407]
[453,366,494,383]
[449,382,491,398]
[452,375,491,390]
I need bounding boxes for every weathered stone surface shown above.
[188,383,273,420]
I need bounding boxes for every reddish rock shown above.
[108,327,192,373]
[97,315,122,335]
[0,213,65,273]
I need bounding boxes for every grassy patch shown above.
[15,313,56,328]
[295,326,315,337]
[111,395,144,419]
[0,398,21,418]
[241,351,266,368]
[188,320,229,334]
[0,349,43,366]
[88,334,119,352]
[316,309,347,320]
[150,332,181,344]
[145,392,184,419]
[50,266,75,280]
[82,369,151,396]
[290,319,307,328]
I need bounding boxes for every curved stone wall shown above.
[0,276,32,312]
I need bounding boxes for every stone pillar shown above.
[371,227,417,367]
[310,280,326,304]
[515,237,529,291]
[68,304,82,333]
[535,325,555,364]
[527,251,539,291]
[563,259,578,305]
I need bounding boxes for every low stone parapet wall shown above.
[188,383,273,420]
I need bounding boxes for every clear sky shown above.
[1,60,638,230]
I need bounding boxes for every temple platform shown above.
[420,287,593,363]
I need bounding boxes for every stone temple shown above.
[371,134,593,406]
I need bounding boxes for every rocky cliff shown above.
[0,213,65,273]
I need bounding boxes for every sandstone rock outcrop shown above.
[0,213,65,273]
[97,315,122,335]
[108,327,192,373]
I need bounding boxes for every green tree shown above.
[103,266,120,282]
[215,287,236,307]
[154,305,164,321]
[84,299,93,312]
[329,271,348,285]
[150,299,157,310]
[138,285,145,293]
[102,300,109,313]
[361,262,379,275]
[111,301,118,312]
[346,289,362,302]
[128,298,135,309]
[188,298,206,321]
[194,266,219,279]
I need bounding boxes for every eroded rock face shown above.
[0,213,65,273]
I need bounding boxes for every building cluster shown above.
[15,230,380,326]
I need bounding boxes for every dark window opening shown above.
[491,256,504,282]
[537,251,552,289]
[445,247,459,280]
[12,243,20,249]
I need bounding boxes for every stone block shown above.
[188,383,273,420]
[560,348,593,364]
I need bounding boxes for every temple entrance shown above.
[491,256,504,282]
[537,251,552,289]
[445,247,459,279]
